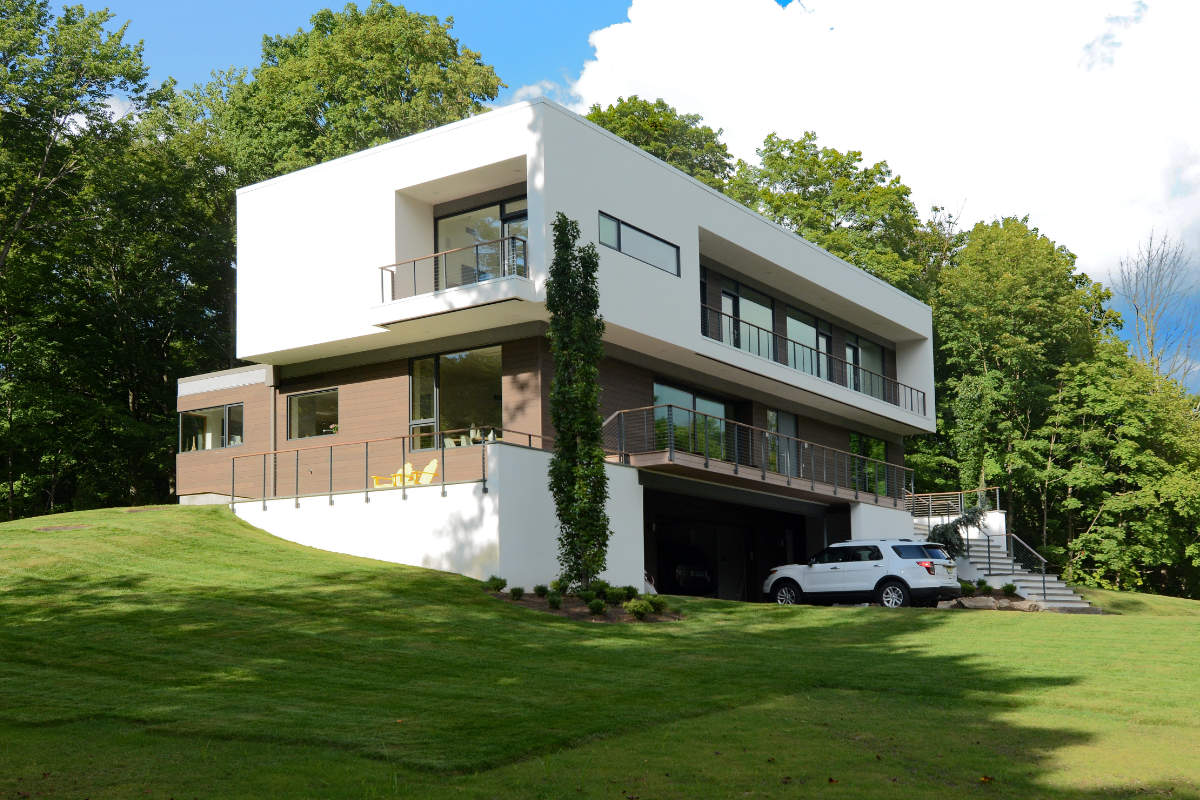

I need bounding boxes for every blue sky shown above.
[102,0,629,102]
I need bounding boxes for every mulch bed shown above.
[33,524,92,532]
[490,591,682,623]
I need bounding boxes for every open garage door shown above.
[640,474,850,602]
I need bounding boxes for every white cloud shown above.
[509,79,579,106]
[569,0,1200,284]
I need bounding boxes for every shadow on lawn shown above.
[0,564,1194,799]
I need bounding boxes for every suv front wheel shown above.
[877,579,910,608]
[772,578,802,605]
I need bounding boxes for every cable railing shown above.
[700,304,927,416]
[602,404,914,505]
[378,235,528,302]
[229,426,551,508]
[905,487,1001,518]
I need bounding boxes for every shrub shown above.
[546,591,562,610]
[959,580,976,597]
[647,594,668,614]
[605,587,628,606]
[622,585,640,601]
[587,598,606,616]
[533,584,549,598]
[1002,583,1018,597]
[590,579,611,595]
[623,598,653,620]
[509,586,525,601]
[975,579,993,594]
[550,578,568,595]
[483,575,507,592]
[578,590,597,604]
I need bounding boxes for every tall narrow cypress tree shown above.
[546,212,610,588]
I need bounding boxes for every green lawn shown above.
[1,506,1197,799]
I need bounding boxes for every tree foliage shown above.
[729,132,925,295]
[219,0,502,181]
[546,213,610,588]
[585,96,733,191]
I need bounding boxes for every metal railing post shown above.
[440,434,447,497]
[702,414,709,468]
[810,445,815,490]
[666,405,675,462]
[619,413,627,465]
[761,432,768,479]
[401,437,407,499]
[481,441,488,494]
[294,449,300,508]
[230,458,236,511]
[328,446,333,505]
[261,454,267,511]
[364,441,370,503]
[732,423,739,474]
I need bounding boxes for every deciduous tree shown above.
[586,96,733,191]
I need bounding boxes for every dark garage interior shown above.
[640,475,852,601]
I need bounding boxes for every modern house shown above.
[175,98,936,600]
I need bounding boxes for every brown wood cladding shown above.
[176,383,271,497]
[502,338,542,441]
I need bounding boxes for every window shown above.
[179,404,243,452]
[434,196,528,289]
[652,381,729,458]
[288,389,338,439]
[846,333,887,399]
[409,346,503,450]
[766,408,799,477]
[598,212,679,275]
[849,432,889,495]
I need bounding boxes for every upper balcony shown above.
[378,235,530,302]
[700,303,927,416]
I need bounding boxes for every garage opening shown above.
[641,478,851,601]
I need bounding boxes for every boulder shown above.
[954,596,998,610]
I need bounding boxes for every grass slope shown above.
[1,506,1198,799]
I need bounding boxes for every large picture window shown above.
[179,404,243,452]
[288,389,338,439]
[435,197,528,289]
[599,212,680,275]
[849,432,889,494]
[652,382,730,458]
[409,346,503,449]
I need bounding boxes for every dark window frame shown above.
[178,402,244,453]
[433,195,528,253]
[598,211,681,276]
[408,346,504,451]
[286,388,339,441]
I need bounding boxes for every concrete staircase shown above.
[959,534,1091,610]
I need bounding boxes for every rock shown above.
[936,600,956,609]
[997,598,1012,609]
[954,596,998,610]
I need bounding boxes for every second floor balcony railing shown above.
[379,235,528,303]
[700,304,927,416]
[603,404,914,505]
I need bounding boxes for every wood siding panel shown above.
[176,384,272,497]
[502,338,542,440]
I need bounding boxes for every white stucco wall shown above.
[490,444,644,589]
[233,481,501,580]
[232,99,935,432]
[849,501,915,540]
[229,442,645,588]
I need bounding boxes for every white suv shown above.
[762,539,960,608]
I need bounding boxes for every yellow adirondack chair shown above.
[371,462,418,488]
[417,458,439,485]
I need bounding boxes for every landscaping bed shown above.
[490,590,683,623]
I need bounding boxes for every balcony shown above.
[602,404,914,507]
[700,304,926,416]
[378,235,528,303]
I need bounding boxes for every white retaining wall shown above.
[849,502,915,540]
[231,442,645,588]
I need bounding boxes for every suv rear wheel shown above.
[877,579,910,608]
[772,578,801,605]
